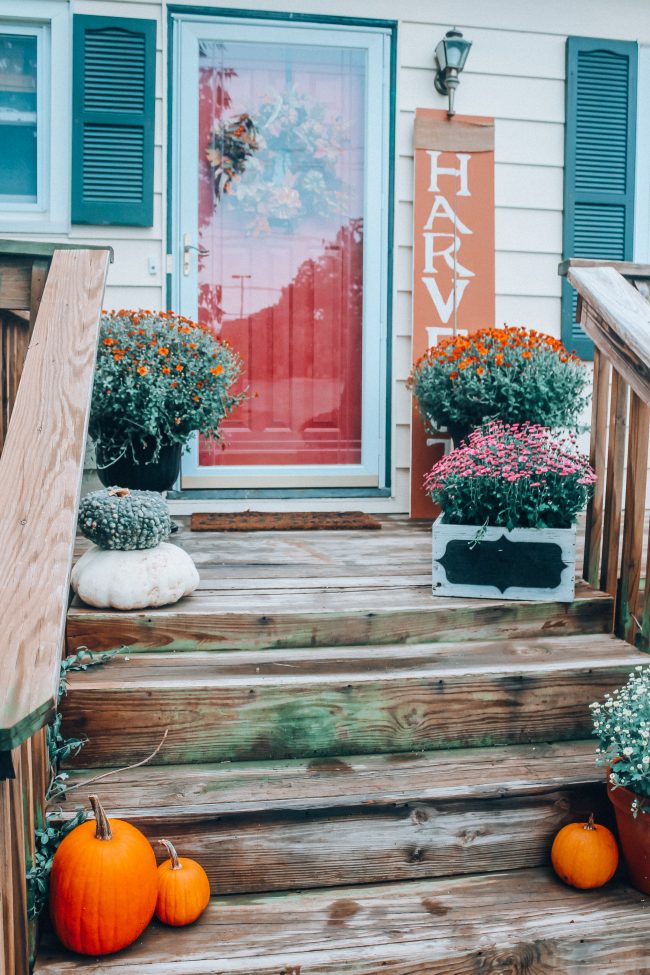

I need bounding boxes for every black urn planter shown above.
[445,422,473,449]
[96,438,183,493]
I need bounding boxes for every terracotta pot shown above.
[607,777,650,894]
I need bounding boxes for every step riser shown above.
[66,595,613,653]
[62,665,633,766]
[101,784,609,895]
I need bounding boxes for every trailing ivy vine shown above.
[26,648,118,920]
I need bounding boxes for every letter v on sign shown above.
[422,277,471,325]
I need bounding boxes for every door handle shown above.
[183,233,210,276]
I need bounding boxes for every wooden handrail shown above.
[0,248,110,752]
[562,258,650,648]
[0,247,109,975]
[565,264,650,406]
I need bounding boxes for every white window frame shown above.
[172,13,391,491]
[0,0,69,233]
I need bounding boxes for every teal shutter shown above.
[562,37,637,359]
[72,15,156,226]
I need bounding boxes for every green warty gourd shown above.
[78,487,172,550]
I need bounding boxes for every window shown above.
[0,27,43,208]
[0,2,69,232]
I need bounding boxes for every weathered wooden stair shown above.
[35,522,650,973]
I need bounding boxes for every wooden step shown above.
[66,578,613,653]
[58,741,611,895]
[35,867,650,974]
[61,634,641,766]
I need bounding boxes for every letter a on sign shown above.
[411,109,495,518]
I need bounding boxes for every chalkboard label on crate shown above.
[439,535,567,594]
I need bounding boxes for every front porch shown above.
[38,516,649,973]
[3,249,650,973]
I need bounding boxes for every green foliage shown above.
[89,310,245,464]
[78,487,171,551]
[408,326,589,435]
[425,422,596,530]
[26,648,118,921]
[592,666,650,816]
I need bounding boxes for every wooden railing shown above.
[562,258,650,647]
[0,241,110,975]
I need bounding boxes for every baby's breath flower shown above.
[592,666,650,816]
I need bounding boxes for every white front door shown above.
[172,14,391,491]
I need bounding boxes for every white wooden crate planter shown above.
[431,516,576,602]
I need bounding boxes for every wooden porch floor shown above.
[38,516,650,974]
[68,515,611,654]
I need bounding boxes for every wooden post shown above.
[617,391,650,644]
[600,371,629,598]
[0,749,29,975]
[583,348,610,585]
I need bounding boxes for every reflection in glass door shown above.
[174,17,390,490]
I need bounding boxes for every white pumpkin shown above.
[71,542,200,610]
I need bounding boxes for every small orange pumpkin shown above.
[49,795,158,955]
[155,838,211,926]
[551,813,619,889]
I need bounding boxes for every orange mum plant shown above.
[90,310,244,465]
[407,326,588,442]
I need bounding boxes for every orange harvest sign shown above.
[410,108,495,518]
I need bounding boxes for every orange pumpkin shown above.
[551,813,619,889]
[49,795,158,955]
[155,838,211,926]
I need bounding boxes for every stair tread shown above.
[66,577,613,652]
[66,633,639,688]
[69,576,609,613]
[35,867,650,974]
[61,634,641,766]
[58,740,604,818]
[55,742,611,896]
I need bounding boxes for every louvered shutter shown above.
[72,15,156,226]
[562,37,637,359]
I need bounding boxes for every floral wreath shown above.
[206,87,349,234]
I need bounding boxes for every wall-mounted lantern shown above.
[434,28,472,118]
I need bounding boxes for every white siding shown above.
[8,0,650,511]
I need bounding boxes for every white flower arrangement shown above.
[591,665,650,816]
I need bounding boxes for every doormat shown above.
[190,511,382,532]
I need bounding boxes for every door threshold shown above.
[167,494,406,516]
[167,487,392,500]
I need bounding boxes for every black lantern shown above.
[434,28,472,118]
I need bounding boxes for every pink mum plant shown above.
[425,421,596,530]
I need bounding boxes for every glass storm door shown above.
[173,16,390,490]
